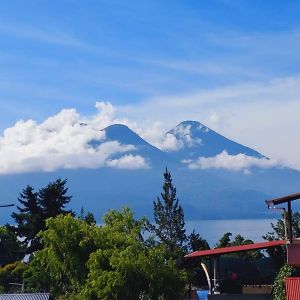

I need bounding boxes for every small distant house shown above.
[0,294,50,300]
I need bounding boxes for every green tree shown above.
[23,258,51,293]
[215,232,232,248]
[83,208,185,300]
[0,226,24,266]
[78,206,96,225]
[11,185,43,254]
[25,208,186,299]
[263,212,300,268]
[216,233,262,259]
[0,261,27,293]
[11,178,73,254]
[230,234,263,259]
[150,169,186,257]
[263,212,300,241]
[188,230,210,252]
[39,178,73,219]
[32,214,98,296]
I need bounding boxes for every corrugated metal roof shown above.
[185,240,285,258]
[0,294,50,300]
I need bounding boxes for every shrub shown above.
[273,263,295,300]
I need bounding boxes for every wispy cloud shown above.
[138,58,266,79]
[0,23,89,48]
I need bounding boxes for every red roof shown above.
[185,240,285,258]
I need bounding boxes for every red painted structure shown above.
[287,243,300,268]
[185,240,285,258]
[285,277,300,300]
[185,239,286,294]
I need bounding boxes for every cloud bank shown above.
[185,151,278,173]
[0,103,149,174]
[1,73,299,175]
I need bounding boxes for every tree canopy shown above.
[26,208,185,299]
[216,232,263,259]
[0,226,24,266]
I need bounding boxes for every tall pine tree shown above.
[39,178,73,219]
[151,168,186,256]
[11,178,73,254]
[11,185,44,253]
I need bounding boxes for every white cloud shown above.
[159,133,183,151]
[170,123,202,148]
[2,72,300,175]
[187,151,279,171]
[134,121,204,151]
[106,154,149,169]
[136,121,181,151]
[116,75,300,170]
[0,104,148,174]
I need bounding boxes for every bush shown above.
[273,263,295,300]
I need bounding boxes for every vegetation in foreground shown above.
[0,169,297,299]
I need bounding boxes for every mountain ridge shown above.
[0,120,299,223]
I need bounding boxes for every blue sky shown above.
[1,0,300,170]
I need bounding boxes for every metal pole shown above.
[212,257,220,294]
[287,201,293,243]
[0,204,14,208]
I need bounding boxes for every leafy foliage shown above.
[188,230,210,252]
[273,264,295,300]
[22,208,185,299]
[0,261,27,293]
[32,214,98,295]
[22,257,51,293]
[263,212,300,268]
[0,226,24,266]
[216,232,232,248]
[79,207,96,225]
[216,232,263,259]
[83,208,185,300]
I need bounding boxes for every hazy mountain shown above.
[1,120,299,223]
[102,124,174,166]
[166,120,264,160]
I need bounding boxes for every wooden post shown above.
[288,201,293,243]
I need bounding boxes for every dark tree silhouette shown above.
[11,178,73,254]
[150,168,186,257]
[39,178,73,219]
[11,185,43,254]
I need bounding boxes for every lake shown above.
[185,218,278,247]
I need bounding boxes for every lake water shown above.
[185,218,278,247]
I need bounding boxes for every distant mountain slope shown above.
[166,120,263,160]
[1,120,300,224]
[103,124,172,165]
[104,124,152,146]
